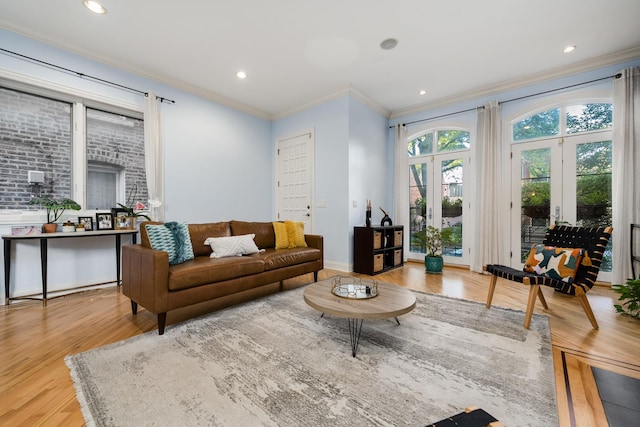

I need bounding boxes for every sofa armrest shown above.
[122,244,170,313]
[304,234,323,252]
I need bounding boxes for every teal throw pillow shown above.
[145,222,195,265]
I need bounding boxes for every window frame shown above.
[0,70,147,225]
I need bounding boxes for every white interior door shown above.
[275,130,314,232]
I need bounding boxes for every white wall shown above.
[0,29,272,300]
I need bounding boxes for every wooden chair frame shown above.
[484,224,613,329]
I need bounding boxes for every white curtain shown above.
[471,101,504,272]
[612,67,640,283]
[144,91,164,221]
[393,124,409,258]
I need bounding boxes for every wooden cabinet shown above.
[353,226,403,275]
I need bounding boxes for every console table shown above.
[3,229,137,306]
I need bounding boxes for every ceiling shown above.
[1,0,639,119]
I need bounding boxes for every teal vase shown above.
[425,256,443,274]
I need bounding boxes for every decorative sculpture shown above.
[380,207,392,226]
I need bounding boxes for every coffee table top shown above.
[303,278,416,320]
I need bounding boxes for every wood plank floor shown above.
[1,262,638,426]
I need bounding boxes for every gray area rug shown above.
[66,282,558,426]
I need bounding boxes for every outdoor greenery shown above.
[612,277,640,318]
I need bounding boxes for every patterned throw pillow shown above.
[285,220,307,248]
[204,234,261,258]
[273,222,291,249]
[145,222,195,265]
[523,244,584,284]
[272,221,307,249]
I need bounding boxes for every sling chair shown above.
[484,224,613,329]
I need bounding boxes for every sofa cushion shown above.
[252,247,321,271]
[230,221,275,249]
[168,256,265,291]
[204,234,261,258]
[189,222,232,257]
[145,222,195,265]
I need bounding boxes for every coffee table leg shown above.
[395,316,400,325]
[348,318,364,357]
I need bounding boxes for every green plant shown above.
[612,277,640,318]
[28,197,81,223]
[424,225,443,257]
[117,184,151,221]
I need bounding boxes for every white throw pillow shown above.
[204,234,261,258]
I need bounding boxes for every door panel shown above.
[276,132,314,232]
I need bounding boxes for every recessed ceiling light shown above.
[236,71,247,79]
[83,0,107,14]
[419,90,426,96]
[563,45,576,53]
[380,38,398,50]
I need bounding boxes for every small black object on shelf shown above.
[380,207,392,226]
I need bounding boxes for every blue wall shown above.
[0,29,273,299]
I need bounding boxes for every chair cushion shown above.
[523,244,584,284]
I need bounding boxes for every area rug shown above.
[66,281,558,426]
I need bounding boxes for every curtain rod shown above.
[391,73,621,129]
[0,47,175,104]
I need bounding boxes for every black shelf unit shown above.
[353,225,403,275]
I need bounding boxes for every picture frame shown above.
[114,215,133,230]
[78,216,94,231]
[95,212,114,230]
[111,207,133,230]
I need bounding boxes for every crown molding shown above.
[271,84,390,121]
[390,47,640,120]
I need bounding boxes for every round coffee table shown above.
[303,278,416,357]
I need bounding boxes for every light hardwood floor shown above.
[1,262,638,426]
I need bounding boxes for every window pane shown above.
[86,108,147,210]
[0,87,72,209]
[576,140,612,271]
[513,108,560,141]
[408,133,432,157]
[437,130,470,152]
[441,158,463,257]
[520,148,551,262]
[409,163,427,253]
[567,103,613,134]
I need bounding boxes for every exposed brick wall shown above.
[86,108,148,208]
[0,87,72,207]
[0,87,147,210]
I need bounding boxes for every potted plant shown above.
[116,184,151,226]
[424,225,444,274]
[612,277,640,318]
[28,196,81,233]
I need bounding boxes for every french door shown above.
[408,152,468,265]
[511,132,612,281]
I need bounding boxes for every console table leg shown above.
[115,234,122,287]
[4,239,11,305]
[40,239,47,307]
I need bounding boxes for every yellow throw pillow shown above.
[272,222,291,249]
[285,220,307,248]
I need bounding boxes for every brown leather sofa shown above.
[122,220,323,334]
